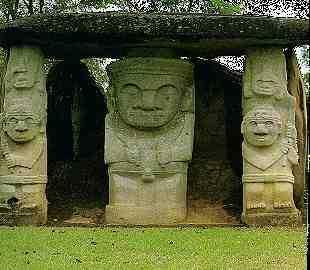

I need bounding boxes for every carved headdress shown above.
[241,105,282,133]
[106,57,194,113]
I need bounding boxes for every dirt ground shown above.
[47,198,241,227]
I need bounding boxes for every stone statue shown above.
[0,101,47,225]
[3,46,46,111]
[241,48,302,225]
[243,48,288,104]
[4,46,44,90]
[0,46,47,225]
[105,57,194,224]
[241,106,300,225]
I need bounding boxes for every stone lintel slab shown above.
[0,12,308,58]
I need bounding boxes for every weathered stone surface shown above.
[46,61,107,203]
[0,46,47,225]
[0,13,308,58]
[105,57,194,224]
[188,59,242,210]
[285,49,307,213]
[241,48,301,226]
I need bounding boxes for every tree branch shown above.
[6,0,20,20]
[39,0,44,13]
[187,0,193,12]
[149,0,158,12]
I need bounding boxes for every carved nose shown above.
[15,121,28,132]
[140,91,156,111]
[254,124,268,135]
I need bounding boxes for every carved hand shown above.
[127,144,140,165]
[287,147,299,165]
[157,147,172,166]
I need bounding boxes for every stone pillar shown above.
[0,46,47,225]
[105,58,194,224]
[241,48,301,225]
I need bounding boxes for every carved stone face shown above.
[11,66,33,89]
[243,48,288,100]
[4,113,41,143]
[5,47,43,90]
[115,74,183,129]
[253,80,283,96]
[243,109,282,147]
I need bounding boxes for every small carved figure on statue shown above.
[3,46,47,115]
[243,48,288,100]
[4,46,45,91]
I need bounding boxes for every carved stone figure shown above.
[3,46,46,112]
[241,106,301,225]
[0,101,47,225]
[0,46,47,226]
[105,58,194,224]
[4,46,44,90]
[243,48,288,105]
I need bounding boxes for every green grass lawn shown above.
[0,226,307,270]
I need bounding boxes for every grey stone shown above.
[0,46,47,225]
[241,48,302,226]
[105,57,194,224]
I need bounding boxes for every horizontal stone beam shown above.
[0,12,308,58]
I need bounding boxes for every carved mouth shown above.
[254,133,268,141]
[128,111,166,118]
[14,80,29,87]
[254,132,268,136]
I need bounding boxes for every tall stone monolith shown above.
[105,58,194,224]
[241,48,301,225]
[0,46,47,225]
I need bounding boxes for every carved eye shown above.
[120,84,140,96]
[249,121,257,127]
[8,117,18,124]
[25,117,36,125]
[157,85,179,101]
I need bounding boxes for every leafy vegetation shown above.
[298,45,310,95]
[0,226,307,270]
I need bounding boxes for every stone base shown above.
[0,212,47,226]
[0,182,48,226]
[0,202,47,226]
[241,210,302,226]
[105,204,187,225]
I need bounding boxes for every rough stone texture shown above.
[241,48,301,226]
[285,49,307,213]
[105,57,194,224]
[0,13,308,58]
[188,60,242,211]
[46,61,107,204]
[0,46,47,225]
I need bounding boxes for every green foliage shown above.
[209,0,241,15]
[298,46,309,96]
[299,46,309,68]
[79,0,110,9]
[81,58,109,93]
